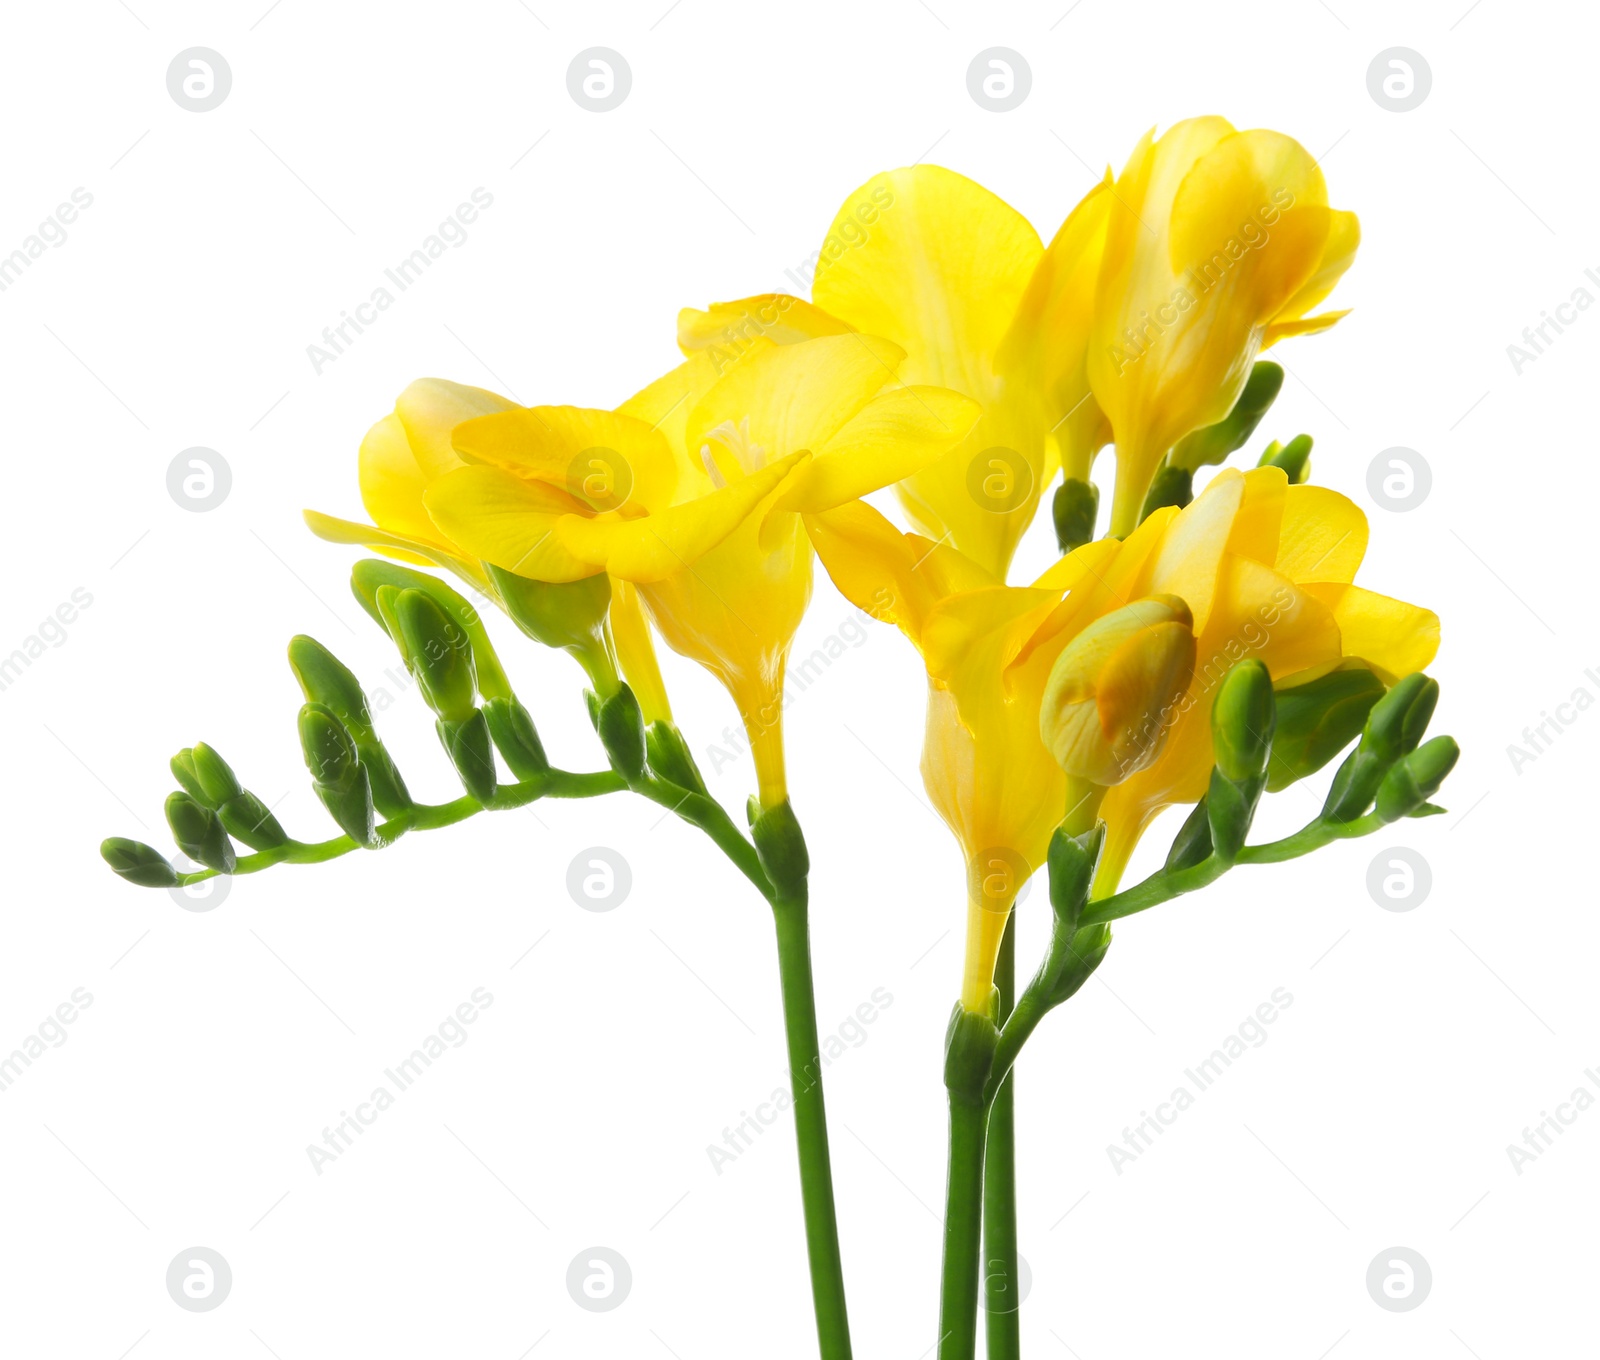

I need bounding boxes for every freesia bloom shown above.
[1089,117,1360,534]
[682,164,1114,579]
[305,379,621,691]
[425,334,978,807]
[809,465,1435,1009]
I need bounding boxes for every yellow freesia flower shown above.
[809,466,1435,1010]
[680,165,1114,579]
[1090,117,1360,535]
[425,334,978,807]
[304,378,624,691]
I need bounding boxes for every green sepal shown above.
[1138,462,1194,523]
[314,768,378,847]
[190,742,243,807]
[1206,766,1263,864]
[100,837,180,888]
[287,635,410,816]
[1052,477,1100,553]
[1046,922,1112,1007]
[583,688,603,731]
[216,792,289,850]
[1266,666,1384,793]
[485,564,611,657]
[1257,433,1312,483]
[436,711,498,805]
[1376,736,1460,823]
[1212,659,1275,784]
[170,749,209,806]
[1321,747,1387,825]
[751,798,809,899]
[1047,823,1103,933]
[391,588,478,723]
[1170,361,1284,473]
[164,791,236,874]
[1165,798,1213,872]
[298,703,359,788]
[943,999,999,1099]
[484,696,549,783]
[645,721,708,795]
[596,684,646,780]
[350,559,512,701]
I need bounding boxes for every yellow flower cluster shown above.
[306,117,1434,1011]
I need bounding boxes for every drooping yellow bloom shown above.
[304,378,623,691]
[809,466,1435,1010]
[681,165,1114,579]
[425,334,978,807]
[1089,117,1360,535]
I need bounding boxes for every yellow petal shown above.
[358,414,448,549]
[1302,583,1441,682]
[1276,484,1368,583]
[394,378,517,480]
[812,165,1043,399]
[452,406,679,514]
[422,466,602,583]
[687,333,904,469]
[1267,209,1360,336]
[773,384,980,514]
[556,451,810,583]
[301,508,488,590]
[677,294,854,354]
[1262,309,1350,347]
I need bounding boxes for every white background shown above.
[0,1,1592,1356]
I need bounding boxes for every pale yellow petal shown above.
[422,466,601,583]
[1276,484,1368,583]
[1303,583,1441,682]
[394,378,517,480]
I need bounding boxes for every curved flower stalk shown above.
[1089,117,1360,534]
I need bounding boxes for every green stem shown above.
[173,767,625,885]
[772,891,852,1360]
[939,1091,991,1360]
[628,774,773,901]
[984,915,1021,1357]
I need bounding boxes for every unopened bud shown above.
[1376,735,1460,823]
[164,791,236,874]
[216,792,289,850]
[170,749,209,805]
[484,696,549,783]
[596,684,646,780]
[389,588,478,723]
[1211,660,1275,784]
[1365,673,1439,764]
[298,703,376,845]
[1138,462,1193,523]
[1053,477,1100,553]
[288,635,410,816]
[101,837,180,888]
[190,743,243,807]
[1258,433,1312,483]
[437,711,497,804]
[1041,595,1196,786]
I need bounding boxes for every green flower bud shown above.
[646,720,708,795]
[216,792,289,850]
[1212,659,1276,784]
[1047,823,1104,933]
[164,791,236,874]
[100,837,180,888]
[287,635,375,740]
[751,798,809,899]
[436,711,497,805]
[1257,433,1312,483]
[596,684,646,780]
[170,748,209,805]
[1266,666,1383,793]
[1376,736,1460,823]
[351,559,512,701]
[1046,922,1112,1007]
[1165,798,1213,872]
[190,743,243,807]
[1170,360,1285,473]
[391,588,478,723]
[298,703,359,789]
[288,635,410,816]
[1052,477,1100,554]
[1365,673,1439,764]
[943,999,999,1099]
[1138,462,1193,523]
[484,696,549,783]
